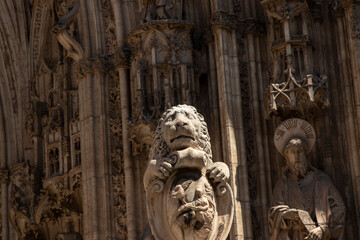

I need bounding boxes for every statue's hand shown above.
[305,227,324,240]
[158,157,175,178]
[146,157,175,180]
[207,162,230,183]
[281,208,299,220]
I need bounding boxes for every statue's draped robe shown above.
[269,169,345,240]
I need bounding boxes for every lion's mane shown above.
[149,105,212,161]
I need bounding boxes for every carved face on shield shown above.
[167,171,215,240]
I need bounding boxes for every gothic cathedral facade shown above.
[0,0,359,239]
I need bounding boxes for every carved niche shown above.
[127,22,198,230]
[261,0,329,119]
[141,0,183,22]
[127,20,194,117]
[143,105,234,240]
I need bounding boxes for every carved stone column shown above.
[331,0,360,231]
[0,169,9,240]
[211,9,253,239]
[76,55,116,239]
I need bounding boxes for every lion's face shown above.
[149,104,211,161]
[162,109,201,151]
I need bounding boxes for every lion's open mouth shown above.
[170,135,195,143]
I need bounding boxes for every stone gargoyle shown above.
[143,104,234,240]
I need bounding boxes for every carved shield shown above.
[146,169,234,240]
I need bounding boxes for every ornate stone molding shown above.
[238,18,266,35]
[266,56,329,119]
[129,122,155,156]
[32,0,50,67]
[330,0,345,18]
[76,55,112,79]
[52,0,84,62]
[347,2,360,39]
[0,169,9,184]
[25,101,47,138]
[113,48,131,69]
[127,19,195,118]
[261,0,309,21]
[127,20,193,63]
[211,11,237,30]
[9,162,40,239]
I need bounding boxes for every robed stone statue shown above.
[269,118,345,240]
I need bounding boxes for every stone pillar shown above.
[211,10,253,240]
[77,55,116,240]
[333,7,360,231]
[0,170,9,240]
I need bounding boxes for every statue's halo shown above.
[274,118,316,155]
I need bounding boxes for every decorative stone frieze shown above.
[348,3,360,39]
[0,169,9,184]
[211,11,237,30]
[76,55,112,79]
[238,18,266,35]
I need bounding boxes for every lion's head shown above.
[149,105,212,161]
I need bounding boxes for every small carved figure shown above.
[142,0,183,22]
[143,104,234,240]
[269,118,345,240]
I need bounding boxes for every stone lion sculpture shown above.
[143,104,234,240]
[144,104,229,190]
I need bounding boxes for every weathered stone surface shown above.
[0,0,360,239]
[269,118,345,240]
[143,105,234,240]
